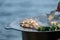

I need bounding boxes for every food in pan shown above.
[20,18,60,31]
[50,21,57,26]
[36,26,60,31]
[20,18,40,29]
[57,24,60,28]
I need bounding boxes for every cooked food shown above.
[57,24,60,28]
[20,18,40,29]
[37,26,45,31]
[37,26,58,31]
[50,21,57,26]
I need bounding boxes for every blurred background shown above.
[0,0,59,40]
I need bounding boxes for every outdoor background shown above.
[0,0,59,40]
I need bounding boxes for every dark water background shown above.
[0,0,59,40]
